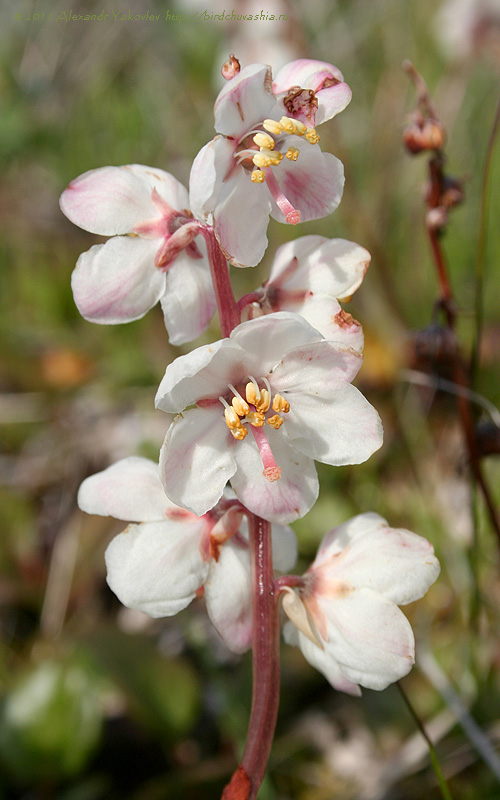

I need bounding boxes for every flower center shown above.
[234,116,320,224]
[218,376,290,482]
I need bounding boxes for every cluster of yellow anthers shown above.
[219,377,290,440]
[250,116,320,184]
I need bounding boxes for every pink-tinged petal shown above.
[270,143,344,224]
[205,540,253,654]
[230,312,323,377]
[214,63,275,138]
[283,623,362,696]
[105,519,209,617]
[280,381,383,466]
[313,82,352,125]
[273,59,352,126]
[314,513,389,564]
[155,339,246,413]
[71,236,165,324]
[60,165,157,235]
[214,169,272,267]
[230,428,319,524]
[126,164,190,210]
[315,516,440,606]
[293,296,364,352]
[161,248,216,345]
[269,236,371,301]
[271,340,364,390]
[189,137,234,222]
[159,406,237,516]
[273,59,345,94]
[317,588,415,690]
[78,457,186,522]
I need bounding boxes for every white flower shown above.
[245,234,371,350]
[155,312,383,524]
[60,164,215,345]
[190,62,349,267]
[78,456,297,653]
[282,513,440,694]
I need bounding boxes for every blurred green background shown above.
[1,0,500,797]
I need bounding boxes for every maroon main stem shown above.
[202,225,281,798]
[240,513,281,798]
[199,226,240,337]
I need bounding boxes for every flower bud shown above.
[221,54,240,81]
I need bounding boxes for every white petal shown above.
[126,164,190,210]
[60,165,157,235]
[230,427,319,524]
[271,339,364,390]
[214,63,275,138]
[315,516,440,606]
[205,540,252,653]
[296,296,364,351]
[283,623,361,696]
[315,512,390,564]
[155,339,247,413]
[159,406,237,516]
[318,588,415,690]
[213,169,272,267]
[269,236,370,301]
[280,381,383,466]
[78,457,184,522]
[71,237,165,324]
[270,524,298,572]
[161,248,216,345]
[105,519,209,617]
[270,143,344,224]
[230,312,323,377]
[189,137,234,222]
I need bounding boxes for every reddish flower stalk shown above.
[222,513,281,800]
[198,225,240,337]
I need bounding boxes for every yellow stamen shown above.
[293,119,307,135]
[285,146,299,161]
[253,132,275,150]
[230,425,248,440]
[246,411,266,427]
[251,169,265,183]
[263,118,282,135]
[272,394,290,413]
[305,129,320,144]
[267,414,284,429]
[253,150,283,169]
[245,380,260,406]
[279,116,308,136]
[228,384,249,416]
[279,116,296,134]
[232,396,249,416]
[224,406,241,429]
[255,389,270,413]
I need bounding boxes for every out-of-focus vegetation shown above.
[1,0,500,797]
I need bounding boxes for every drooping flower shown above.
[244,235,370,350]
[60,164,215,345]
[155,312,383,524]
[190,61,350,267]
[78,456,297,653]
[282,513,440,694]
